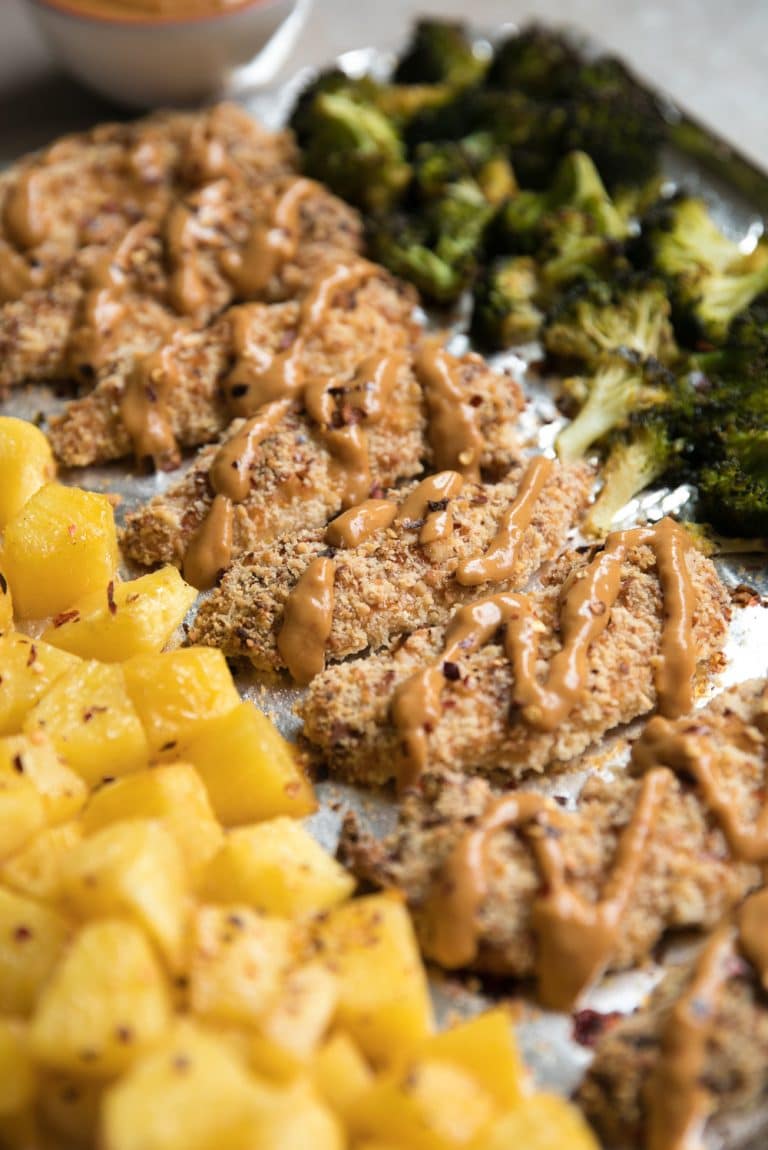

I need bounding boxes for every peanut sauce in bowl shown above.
[26,0,308,105]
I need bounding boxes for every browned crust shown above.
[189,460,593,672]
[300,538,731,786]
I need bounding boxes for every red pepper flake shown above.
[26,644,37,667]
[53,609,80,628]
[0,573,6,595]
[107,581,117,616]
[13,925,32,943]
[12,754,24,774]
[67,523,77,540]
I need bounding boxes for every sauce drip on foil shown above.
[392,517,698,788]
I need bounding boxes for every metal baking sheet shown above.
[4,26,768,1148]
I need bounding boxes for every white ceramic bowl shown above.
[25,0,311,108]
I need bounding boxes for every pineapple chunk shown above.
[248,1080,344,1150]
[24,661,149,787]
[0,733,87,824]
[0,770,45,860]
[313,1032,374,1119]
[0,561,12,633]
[0,1020,36,1116]
[0,634,80,736]
[420,1009,527,1109]
[31,919,171,1078]
[59,819,188,971]
[2,822,83,902]
[43,567,197,662]
[38,1073,103,1148]
[183,702,315,824]
[123,648,240,757]
[188,905,293,1028]
[4,483,118,619]
[82,764,222,880]
[0,417,56,529]
[349,1059,497,1149]
[467,1093,601,1150]
[0,886,70,1014]
[315,892,434,1066]
[101,1021,269,1150]
[250,960,339,1081]
[200,818,353,916]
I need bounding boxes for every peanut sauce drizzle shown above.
[424,768,670,1009]
[121,343,183,465]
[165,200,210,316]
[325,500,398,549]
[304,352,402,508]
[394,470,465,544]
[633,715,768,863]
[182,399,291,590]
[645,925,737,1150]
[4,168,49,250]
[456,456,554,586]
[276,556,336,685]
[415,337,485,481]
[221,179,317,298]
[180,263,385,588]
[392,517,698,788]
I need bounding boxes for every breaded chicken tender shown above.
[301,523,730,786]
[190,459,592,674]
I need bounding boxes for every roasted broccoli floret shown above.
[632,195,768,345]
[544,276,677,365]
[698,451,768,537]
[393,19,488,88]
[486,24,582,97]
[298,91,411,213]
[556,354,673,463]
[585,418,681,535]
[367,181,495,304]
[470,256,544,347]
[412,134,515,204]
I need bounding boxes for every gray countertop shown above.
[1,0,767,172]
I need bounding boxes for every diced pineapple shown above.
[250,961,339,1081]
[467,1093,601,1150]
[0,561,12,633]
[82,764,222,880]
[123,648,240,758]
[349,1059,497,1149]
[248,1080,345,1150]
[314,892,435,1066]
[101,1021,269,1150]
[31,919,171,1078]
[0,733,87,824]
[0,886,70,1014]
[313,1032,374,1119]
[183,702,315,825]
[43,567,197,662]
[2,822,83,902]
[24,661,148,787]
[38,1073,103,1149]
[188,905,293,1028]
[0,769,45,860]
[0,417,56,529]
[200,818,353,916]
[0,1020,36,1117]
[0,634,80,736]
[419,1009,527,1109]
[59,819,188,972]
[4,483,118,619]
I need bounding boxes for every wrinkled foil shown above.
[4,33,768,1149]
